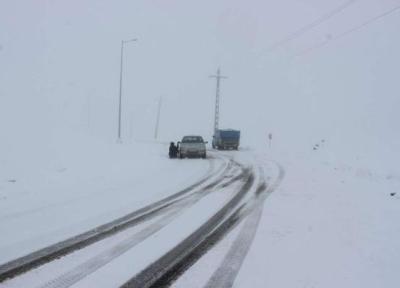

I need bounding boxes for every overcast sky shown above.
[1,0,399,169]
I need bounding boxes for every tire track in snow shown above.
[37,209,181,288]
[120,167,256,288]
[34,159,247,288]
[204,161,285,288]
[204,205,263,288]
[0,155,231,283]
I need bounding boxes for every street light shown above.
[118,38,137,143]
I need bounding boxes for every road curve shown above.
[1,154,284,288]
[0,154,233,283]
[121,159,284,288]
[34,156,248,288]
[121,166,256,288]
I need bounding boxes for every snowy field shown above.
[0,139,210,264]
[236,147,400,287]
[1,139,399,287]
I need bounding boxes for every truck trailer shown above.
[212,129,240,150]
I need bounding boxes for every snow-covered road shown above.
[2,143,399,288]
[0,147,284,287]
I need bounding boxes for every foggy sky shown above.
[1,0,399,170]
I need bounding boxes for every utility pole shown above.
[117,38,137,143]
[154,96,162,140]
[209,68,227,134]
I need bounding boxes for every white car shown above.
[178,136,207,159]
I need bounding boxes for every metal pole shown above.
[117,38,137,143]
[209,68,227,135]
[214,69,220,133]
[117,41,124,142]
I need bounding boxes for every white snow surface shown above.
[234,147,400,288]
[0,139,210,264]
[2,141,399,287]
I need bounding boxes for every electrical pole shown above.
[209,68,227,134]
[154,96,162,140]
[117,38,137,143]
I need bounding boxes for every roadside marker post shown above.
[268,133,272,148]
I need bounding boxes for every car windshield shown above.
[182,136,204,143]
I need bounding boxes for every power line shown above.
[267,0,357,51]
[293,4,400,57]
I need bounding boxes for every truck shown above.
[212,129,240,150]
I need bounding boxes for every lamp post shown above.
[118,38,137,143]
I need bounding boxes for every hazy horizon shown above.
[1,0,399,171]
